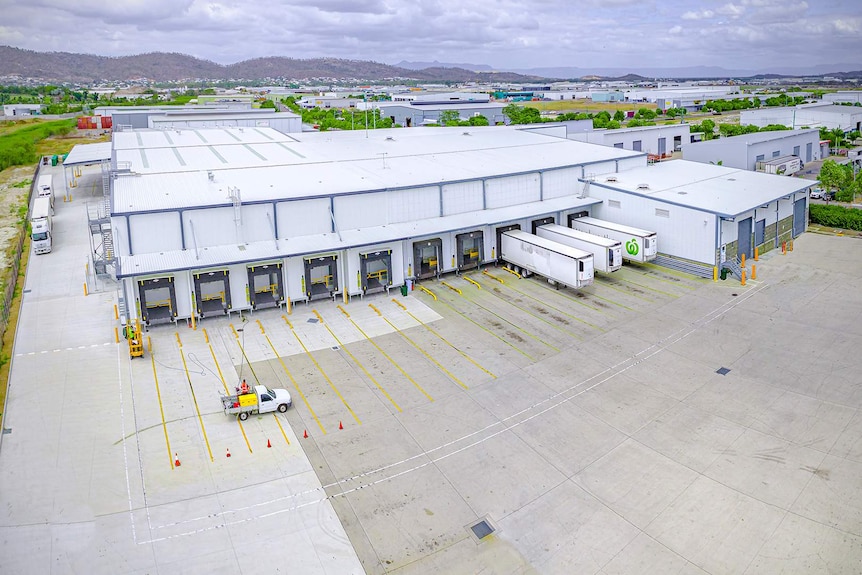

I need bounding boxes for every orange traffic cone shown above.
[339,421,344,430]
[226,448,231,458]
[174,453,181,467]
[303,429,308,439]
[267,438,272,448]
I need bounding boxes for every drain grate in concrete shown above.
[2,428,11,435]
[307,318,319,323]
[470,520,494,540]
[716,367,731,375]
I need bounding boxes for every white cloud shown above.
[681,10,715,20]
[668,25,683,34]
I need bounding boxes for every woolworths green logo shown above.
[625,239,639,256]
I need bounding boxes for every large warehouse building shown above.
[107,126,812,326]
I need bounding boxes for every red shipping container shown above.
[101,116,112,129]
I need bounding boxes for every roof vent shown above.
[605,176,618,182]
[207,171,214,182]
[636,183,650,190]
[385,136,395,141]
[462,131,471,136]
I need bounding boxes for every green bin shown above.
[51,154,58,166]
[720,268,730,280]
[400,284,409,297]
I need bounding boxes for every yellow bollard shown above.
[713,266,718,282]
[286,297,291,315]
[741,270,747,286]
[782,241,786,255]
[114,327,119,343]
[114,304,119,320]
[741,253,746,268]
[754,247,759,261]
[789,240,794,252]
[752,265,757,280]
[83,282,88,296]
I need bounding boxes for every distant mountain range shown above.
[0,46,540,84]
[399,60,862,80]
[1,46,859,85]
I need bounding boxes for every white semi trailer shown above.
[568,216,657,263]
[31,196,53,254]
[537,223,623,273]
[500,229,594,289]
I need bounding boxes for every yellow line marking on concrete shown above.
[257,319,265,333]
[148,343,175,470]
[370,304,468,390]
[232,330,260,384]
[631,260,708,283]
[611,273,678,298]
[418,290,535,360]
[315,310,402,412]
[272,413,290,445]
[482,270,505,284]
[338,305,434,402]
[479,275,606,330]
[203,328,209,344]
[179,345,214,462]
[593,276,655,302]
[441,282,462,295]
[208,341,252,453]
[418,285,436,300]
[270,322,326,434]
[175,332,182,347]
[621,266,697,290]
[390,298,496,379]
[231,324,239,338]
[284,317,361,426]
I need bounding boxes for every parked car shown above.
[809,188,824,199]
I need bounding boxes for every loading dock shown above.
[413,238,442,280]
[456,231,483,272]
[138,276,178,325]
[194,270,231,318]
[792,197,806,237]
[247,262,284,310]
[738,217,753,260]
[531,216,555,234]
[304,254,338,300]
[360,249,392,294]
[495,224,521,261]
[566,211,589,227]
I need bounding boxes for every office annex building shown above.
[107,126,811,326]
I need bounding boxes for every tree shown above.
[259,100,276,109]
[438,110,461,126]
[819,160,853,201]
[468,115,489,126]
[613,110,625,122]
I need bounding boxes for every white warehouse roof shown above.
[589,160,812,218]
[112,126,643,214]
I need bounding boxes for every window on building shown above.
[773,150,781,158]
[655,208,670,218]
[756,154,765,162]
[793,145,800,157]
[608,199,621,208]
[613,143,624,148]
[632,140,642,151]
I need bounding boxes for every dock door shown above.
[138,276,178,325]
[304,254,338,300]
[413,238,441,280]
[531,216,555,234]
[737,217,753,260]
[456,231,483,272]
[360,250,392,294]
[792,197,806,237]
[495,224,520,261]
[247,263,283,310]
[194,270,231,318]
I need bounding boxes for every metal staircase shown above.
[88,161,124,277]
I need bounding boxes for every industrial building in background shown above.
[683,129,822,172]
[96,124,812,327]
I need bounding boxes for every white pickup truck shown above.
[221,385,292,420]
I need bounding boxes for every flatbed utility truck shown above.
[222,385,292,420]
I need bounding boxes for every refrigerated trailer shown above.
[568,216,657,263]
[537,223,622,273]
[500,229,594,289]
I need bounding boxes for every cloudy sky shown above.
[0,0,860,71]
